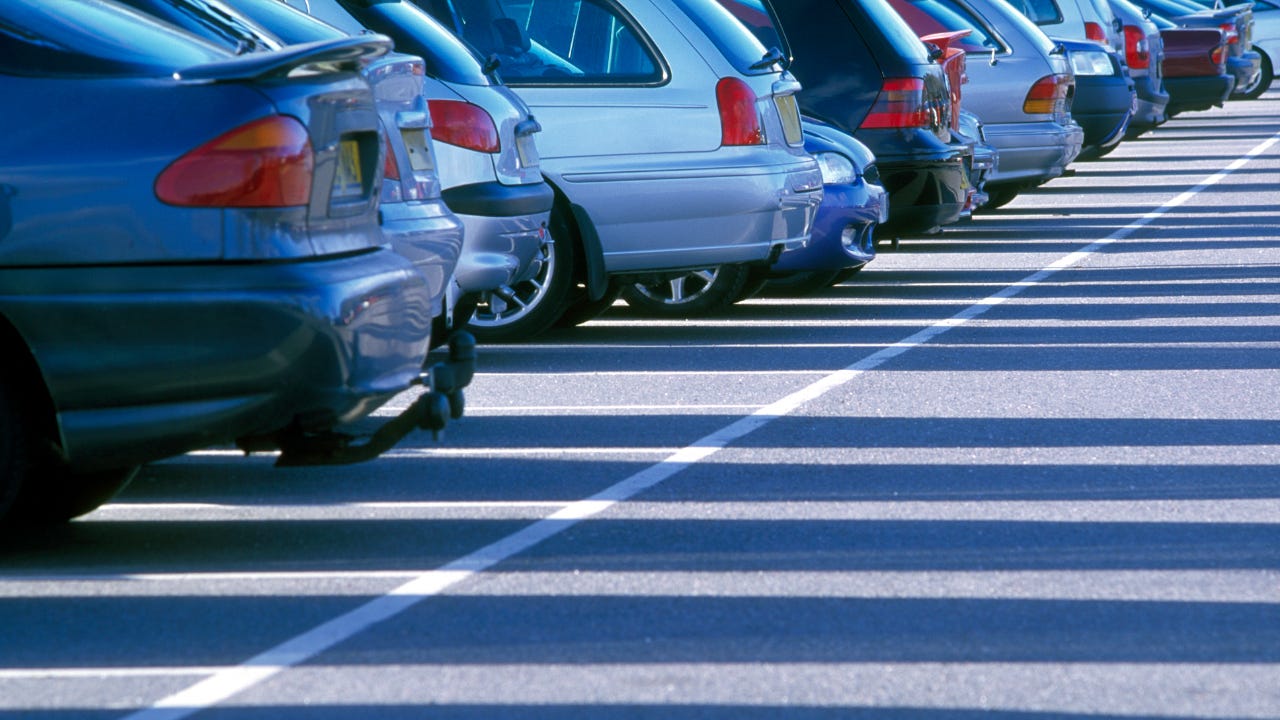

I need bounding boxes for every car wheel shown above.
[0,381,33,528]
[14,466,139,526]
[1238,50,1272,100]
[556,281,622,327]
[981,186,1019,210]
[763,269,843,297]
[620,264,752,318]
[467,207,576,343]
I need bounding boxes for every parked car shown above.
[1057,36,1136,156]
[114,0,466,330]
[1109,0,1171,135]
[1009,0,1125,50]
[1175,0,1271,95]
[262,0,556,342]
[1157,20,1236,113]
[0,0,470,527]
[749,117,887,296]
[737,0,972,239]
[954,109,999,211]
[1127,0,1263,97]
[417,0,823,321]
[887,0,1084,209]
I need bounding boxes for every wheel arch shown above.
[0,312,60,448]
[540,176,611,302]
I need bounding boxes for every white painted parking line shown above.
[121,130,1280,720]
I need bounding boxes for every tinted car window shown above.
[338,0,493,85]
[428,0,661,84]
[112,0,285,51]
[0,0,228,76]
[223,0,349,44]
[1010,0,1065,23]
[889,0,1005,52]
[672,0,777,73]
[713,0,791,62]
[857,0,936,63]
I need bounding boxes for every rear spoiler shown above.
[175,35,393,83]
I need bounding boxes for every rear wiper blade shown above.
[750,46,787,71]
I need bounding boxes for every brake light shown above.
[428,99,500,153]
[716,77,765,146]
[155,115,313,207]
[1220,22,1238,44]
[1211,44,1227,66]
[1023,74,1071,115]
[383,134,400,182]
[861,78,928,129]
[1085,21,1107,43]
[1123,25,1150,69]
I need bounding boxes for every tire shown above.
[1237,50,1272,100]
[13,466,139,526]
[980,186,1019,211]
[0,381,34,528]
[620,264,752,318]
[762,269,843,297]
[466,204,577,343]
[556,281,622,327]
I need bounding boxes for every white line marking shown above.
[121,129,1280,720]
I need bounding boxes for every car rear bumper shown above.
[555,154,823,273]
[1165,74,1235,114]
[772,180,886,272]
[380,198,465,311]
[1073,75,1136,150]
[1228,52,1263,94]
[6,248,433,470]
[984,120,1084,187]
[452,209,551,293]
[1129,74,1171,131]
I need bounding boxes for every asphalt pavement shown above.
[2,90,1279,719]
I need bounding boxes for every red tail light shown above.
[861,78,928,129]
[383,134,400,182]
[1123,25,1150,69]
[1211,44,1227,66]
[1023,74,1071,115]
[155,115,313,207]
[716,77,765,146]
[428,99,500,153]
[1085,21,1107,43]
[1220,22,1238,44]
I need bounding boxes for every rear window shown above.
[337,0,494,85]
[1008,0,1065,24]
[888,0,1005,52]
[222,0,349,44]
[0,0,228,76]
[852,0,936,64]
[671,0,778,74]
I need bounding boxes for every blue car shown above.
[754,118,888,295]
[1057,36,1137,157]
[0,0,469,528]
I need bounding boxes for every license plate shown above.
[333,139,363,199]
[515,132,539,169]
[401,128,433,172]
[774,94,803,146]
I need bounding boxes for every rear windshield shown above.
[851,0,936,64]
[0,0,228,76]
[670,0,778,74]
[889,0,1005,52]
[338,0,493,85]
[1009,0,1065,24]
[221,0,349,44]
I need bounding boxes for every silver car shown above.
[418,0,824,324]
[890,0,1085,209]
[274,0,556,342]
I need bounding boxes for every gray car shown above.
[419,0,824,324]
[891,0,1086,209]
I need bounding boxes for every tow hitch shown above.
[268,331,477,467]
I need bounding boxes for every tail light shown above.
[1123,25,1150,69]
[1211,44,1227,67]
[1220,22,1238,44]
[1023,74,1071,115]
[428,99,500,153]
[1085,21,1107,43]
[382,133,403,204]
[155,115,313,207]
[716,77,765,146]
[861,78,928,129]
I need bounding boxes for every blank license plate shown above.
[333,139,363,199]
